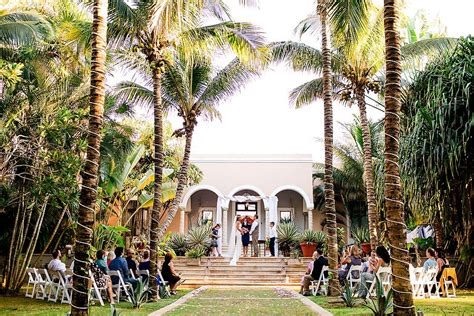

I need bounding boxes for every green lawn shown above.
[166,288,315,316]
[309,290,474,316]
[0,290,190,316]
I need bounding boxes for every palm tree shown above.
[382,0,414,314]
[316,0,340,296]
[70,0,108,313]
[115,51,260,238]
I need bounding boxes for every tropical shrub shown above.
[168,233,189,256]
[352,226,370,246]
[364,275,393,315]
[187,225,212,249]
[185,245,207,258]
[92,224,129,252]
[156,233,175,257]
[341,283,356,307]
[300,230,320,244]
[277,222,300,256]
[130,278,149,309]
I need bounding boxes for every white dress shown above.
[229,221,242,266]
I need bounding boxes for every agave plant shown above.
[185,245,207,258]
[130,278,150,309]
[341,283,356,307]
[168,233,189,256]
[364,275,393,315]
[277,222,300,256]
[300,230,324,245]
[187,225,212,249]
[352,226,370,246]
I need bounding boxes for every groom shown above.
[249,215,259,257]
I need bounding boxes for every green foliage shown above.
[185,245,207,258]
[364,275,393,316]
[91,224,129,252]
[341,283,356,308]
[168,233,189,256]
[413,237,434,251]
[277,222,301,256]
[156,233,176,257]
[352,226,370,245]
[186,225,212,250]
[300,230,325,244]
[130,278,150,309]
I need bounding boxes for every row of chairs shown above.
[25,268,73,304]
[310,265,392,298]
[409,265,456,298]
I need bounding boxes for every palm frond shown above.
[113,80,154,110]
[0,12,54,47]
[294,14,320,38]
[401,37,458,61]
[289,76,344,108]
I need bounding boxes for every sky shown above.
[124,0,474,163]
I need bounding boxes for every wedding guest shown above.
[249,215,259,257]
[241,216,251,257]
[357,245,390,298]
[138,250,151,271]
[423,248,438,271]
[435,248,449,281]
[91,250,115,304]
[210,224,221,257]
[107,249,115,267]
[126,248,138,276]
[48,250,66,275]
[302,249,328,295]
[109,247,138,289]
[300,251,318,294]
[268,222,277,257]
[161,252,183,295]
[338,245,362,286]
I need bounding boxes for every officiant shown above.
[249,215,259,257]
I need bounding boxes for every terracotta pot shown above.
[361,243,371,255]
[300,242,317,257]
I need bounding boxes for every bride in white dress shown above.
[227,216,243,266]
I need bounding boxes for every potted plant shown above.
[276,222,300,257]
[300,230,320,257]
[352,226,371,254]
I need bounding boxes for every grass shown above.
[166,288,315,316]
[309,289,474,316]
[0,290,190,316]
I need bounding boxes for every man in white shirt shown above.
[268,222,277,257]
[47,250,66,275]
[249,215,259,257]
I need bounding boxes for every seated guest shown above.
[357,245,390,298]
[338,245,362,286]
[302,249,328,296]
[109,247,138,289]
[435,248,449,281]
[91,250,115,304]
[299,251,318,294]
[126,248,138,276]
[138,250,151,271]
[107,250,115,267]
[423,248,438,271]
[48,250,66,275]
[161,252,182,295]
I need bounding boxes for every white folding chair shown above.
[346,265,362,291]
[107,270,132,303]
[409,266,425,298]
[442,274,456,298]
[35,269,52,300]
[60,269,73,304]
[25,268,38,298]
[311,266,329,296]
[368,266,392,297]
[424,268,440,298]
[137,269,150,284]
[130,269,137,280]
[157,268,171,297]
[89,270,106,306]
[48,271,63,302]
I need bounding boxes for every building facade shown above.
[166,154,325,246]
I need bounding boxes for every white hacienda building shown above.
[165,154,323,246]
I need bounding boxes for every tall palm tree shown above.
[317,0,340,296]
[382,0,414,314]
[115,51,261,237]
[70,0,108,314]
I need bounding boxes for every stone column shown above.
[179,209,185,234]
[222,207,228,246]
[308,209,313,231]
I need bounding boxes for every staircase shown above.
[170,256,313,288]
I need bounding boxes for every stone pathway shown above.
[150,287,332,316]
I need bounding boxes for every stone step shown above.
[181,273,286,279]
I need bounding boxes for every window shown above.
[200,208,215,225]
[278,208,294,223]
[235,202,258,217]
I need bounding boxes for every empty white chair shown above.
[25,268,38,298]
[35,269,52,300]
[409,266,425,298]
[107,270,132,303]
[346,265,362,290]
[48,271,64,302]
[60,269,73,304]
[368,266,392,297]
[311,266,329,296]
[424,268,440,298]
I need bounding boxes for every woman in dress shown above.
[161,252,182,295]
[228,216,243,266]
[338,245,362,286]
[357,245,390,298]
[91,249,115,304]
[241,216,251,257]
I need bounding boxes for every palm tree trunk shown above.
[157,125,194,239]
[355,88,378,250]
[318,0,340,296]
[149,64,165,300]
[70,0,108,314]
[383,0,414,314]
[433,212,443,248]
